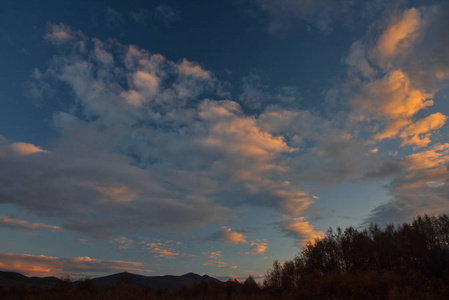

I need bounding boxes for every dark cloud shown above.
[254,0,406,34]
[154,5,180,25]
[362,160,405,179]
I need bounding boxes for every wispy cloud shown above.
[141,240,180,259]
[154,5,180,25]
[0,253,151,277]
[0,136,47,157]
[202,251,237,269]
[0,216,62,232]
[111,236,134,250]
[254,0,400,34]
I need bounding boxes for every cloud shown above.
[365,143,449,226]
[111,236,134,250]
[347,6,447,149]
[281,217,324,246]
[0,136,47,157]
[96,186,136,203]
[249,240,267,254]
[129,9,151,24]
[254,0,402,34]
[0,216,62,232]
[341,4,449,227]
[0,253,151,277]
[211,227,247,244]
[10,22,374,246]
[202,251,222,260]
[203,260,238,269]
[44,23,82,45]
[377,8,420,58]
[239,74,302,110]
[154,5,180,25]
[105,7,124,27]
[141,241,179,259]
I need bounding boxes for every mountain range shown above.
[0,270,221,290]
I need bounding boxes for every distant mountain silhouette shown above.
[0,271,61,288]
[91,271,220,290]
[0,270,221,290]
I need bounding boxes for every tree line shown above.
[263,214,449,299]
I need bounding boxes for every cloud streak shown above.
[0,216,62,232]
[0,253,150,277]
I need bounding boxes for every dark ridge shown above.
[0,270,221,290]
[0,271,62,288]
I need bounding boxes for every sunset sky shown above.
[1,0,449,281]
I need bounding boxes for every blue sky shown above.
[1,0,449,281]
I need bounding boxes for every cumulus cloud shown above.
[0,216,62,232]
[211,227,248,244]
[12,18,421,247]
[346,6,448,149]
[0,253,151,277]
[344,4,449,226]
[249,240,267,254]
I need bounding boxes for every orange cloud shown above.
[216,226,247,244]
[0,216,62,232]
[132,70,159,101]
[202,251,222,260]
[348,8,446,149]
[396,143,449,189]
[203,260,237,269]
[377,8,420,58]
[249,240,268,254]
[177,58,210,79]
[141,241,180,258]
[353,69,445,148]
[359,70,433,120]
[96,185,136,203]
[399,113,447,147]
[0,138,47,157]
[0,253,150,277]
[281,217,324,246]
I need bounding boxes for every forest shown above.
[2,214,449,299]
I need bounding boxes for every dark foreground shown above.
[1,272,449,300]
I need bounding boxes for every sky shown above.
[1,0,449,281]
